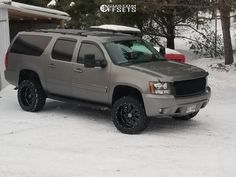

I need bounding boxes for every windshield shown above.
[104,39,165,65]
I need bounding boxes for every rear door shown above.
[46,37,77,96]
[72,41,110,103]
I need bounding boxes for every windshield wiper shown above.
[119,60,152,65]
[119,61,136,65]
[119,58,166,66]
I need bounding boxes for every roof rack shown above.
[89,25,142,37]
[35,29,88,36]
[33,27,142,37]
[89,27,141,37]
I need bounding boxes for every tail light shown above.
[5,51,9,70]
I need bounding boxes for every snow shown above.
[0,58,236,177]
[154,46,182,54]
[175,18,236,51]
[10,1,69,17]
[70,2,75,7]
[47,0,57,7]
[90,24,141,32]
[47,0,74,8]
[0,0,11,3]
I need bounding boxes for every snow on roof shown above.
[70,2,75,7]
[47,0,57,7]
[0,1,70,20]
[47,0,75,8]
[0,0,11,3]
[91,24,141,32]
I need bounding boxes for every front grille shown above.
[173,77,206,97]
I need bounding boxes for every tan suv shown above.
[4,29,211,134]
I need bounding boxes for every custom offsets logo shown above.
[100,4,137,13]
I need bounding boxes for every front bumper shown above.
[142,87,211,117]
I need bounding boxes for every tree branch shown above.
[176,23,209,40]
[175,35,209,48]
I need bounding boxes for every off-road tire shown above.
[112,96,150,134]
[18,80,46,112]
[172,111,199,121]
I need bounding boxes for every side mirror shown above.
[84,54,96,68]
[159,47,166,56]
[99,59,107,68]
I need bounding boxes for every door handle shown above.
[48,63,56,68]
[74,68,83,73]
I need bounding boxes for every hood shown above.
[127,61,208,82]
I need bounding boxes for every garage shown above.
[0,0,70,90]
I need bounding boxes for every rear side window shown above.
[10,34,52,56]
[52,38,77,62]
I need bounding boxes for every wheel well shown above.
[112,85,143,105]
[19,70,41,85]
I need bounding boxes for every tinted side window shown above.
[78,43,104,64]
[52,38,77,62]
[10,35,51,56]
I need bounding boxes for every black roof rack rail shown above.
[35,29,88,37]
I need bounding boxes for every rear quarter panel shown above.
[5,32,55,90]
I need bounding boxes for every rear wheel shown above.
[172,111,199,121]
[18,80,46,112]
[112,96,150,134]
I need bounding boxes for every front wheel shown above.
[112,96,150,134]
[172,111,199,121]
[18,80,46,112]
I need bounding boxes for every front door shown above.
[46,38,77,96]
[72,42,110,103]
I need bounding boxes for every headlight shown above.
[149,81,172,95]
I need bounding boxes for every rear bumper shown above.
[142,87,211,117]
[4,70,17,86]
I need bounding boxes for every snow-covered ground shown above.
[0,58,236,177]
